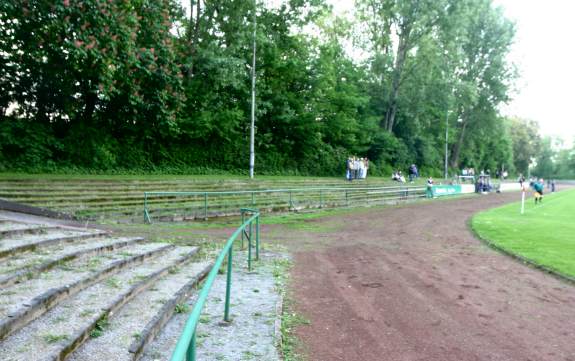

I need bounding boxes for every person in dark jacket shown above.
[408,164,418,182]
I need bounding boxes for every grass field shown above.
[472,188,575,279]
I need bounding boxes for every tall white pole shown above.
[521,188,525,214]
[249,0,257,179]
[444,108,449,180]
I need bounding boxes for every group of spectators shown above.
[463,167,509,180]
[392,164,419,183]
[461,168,476,176]
[475,175,493,193]
[495,169,509,179]
[346,157,369,181]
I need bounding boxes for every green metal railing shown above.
[144,185,426,223]
[170,208,260,361]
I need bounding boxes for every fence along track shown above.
[144,186,427,223]
[0,177,428,221]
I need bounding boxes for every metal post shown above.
[249,0,257,179]
[345,190,348,207]
[241,211,245,250]
[255,215,260,261]
[144,193,151,224]
[224,247,233,322]
[289,191,293,211]
[319,190,323,208]
[248,220,253,271]
[204,193,208,220]
[187,332,196,361]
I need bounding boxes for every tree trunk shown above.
[383,29,409,133]
[450,120,468,168]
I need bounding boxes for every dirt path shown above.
[278,193,575,361]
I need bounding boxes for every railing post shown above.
[144,193,151,224]
[204,193,208,220]
[186,332,196,361]
[251,192,255,206]
[345,190,349,207]
[248,219,252,271]
[319,190,323,208]
[255,214,260,261]
[224,246,233,322]
[289,191,293,211]
[241,211,245,250]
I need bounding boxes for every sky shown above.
[494,0,575,145]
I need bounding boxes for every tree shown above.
[0,0,519,176]
[0,0,184,168]
[447,0,516,168]
[507,117,541,175]
[532,136,557,178]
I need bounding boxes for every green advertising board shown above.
[429,185,462,198]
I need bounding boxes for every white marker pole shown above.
[520,187,525,215]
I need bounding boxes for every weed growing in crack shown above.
[174,303,190,314]
[43,333,69,344]
[90,316,110,338]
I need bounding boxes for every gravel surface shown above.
[0,242,167,318]
[0,245,197,361]
[141,250,282,361]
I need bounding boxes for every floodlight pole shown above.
[249,0,257,179]
[444,108,449,180]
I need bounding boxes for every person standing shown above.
[518,174,526,190]
[346,157,352,181]
[533,178,544,204]
[408,164,418,182]
[426,177,434,198]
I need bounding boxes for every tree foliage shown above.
[0,0,522,176]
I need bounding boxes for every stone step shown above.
[0,237,145,288]
[0,242,174,340]
[0,230,108,259]
[0,225,60,239]
[68,260,213,361]
[0,246,200,361]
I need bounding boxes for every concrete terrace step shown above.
[0,230,108,258]
[68,260,212,361]
[0,246,200,361]
[0,242,174,340]
[0,188,380,207]
[0,224,60,238]
[0,180,395,195]
[0,237,145,288]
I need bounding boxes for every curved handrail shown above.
[170,210,260,361]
